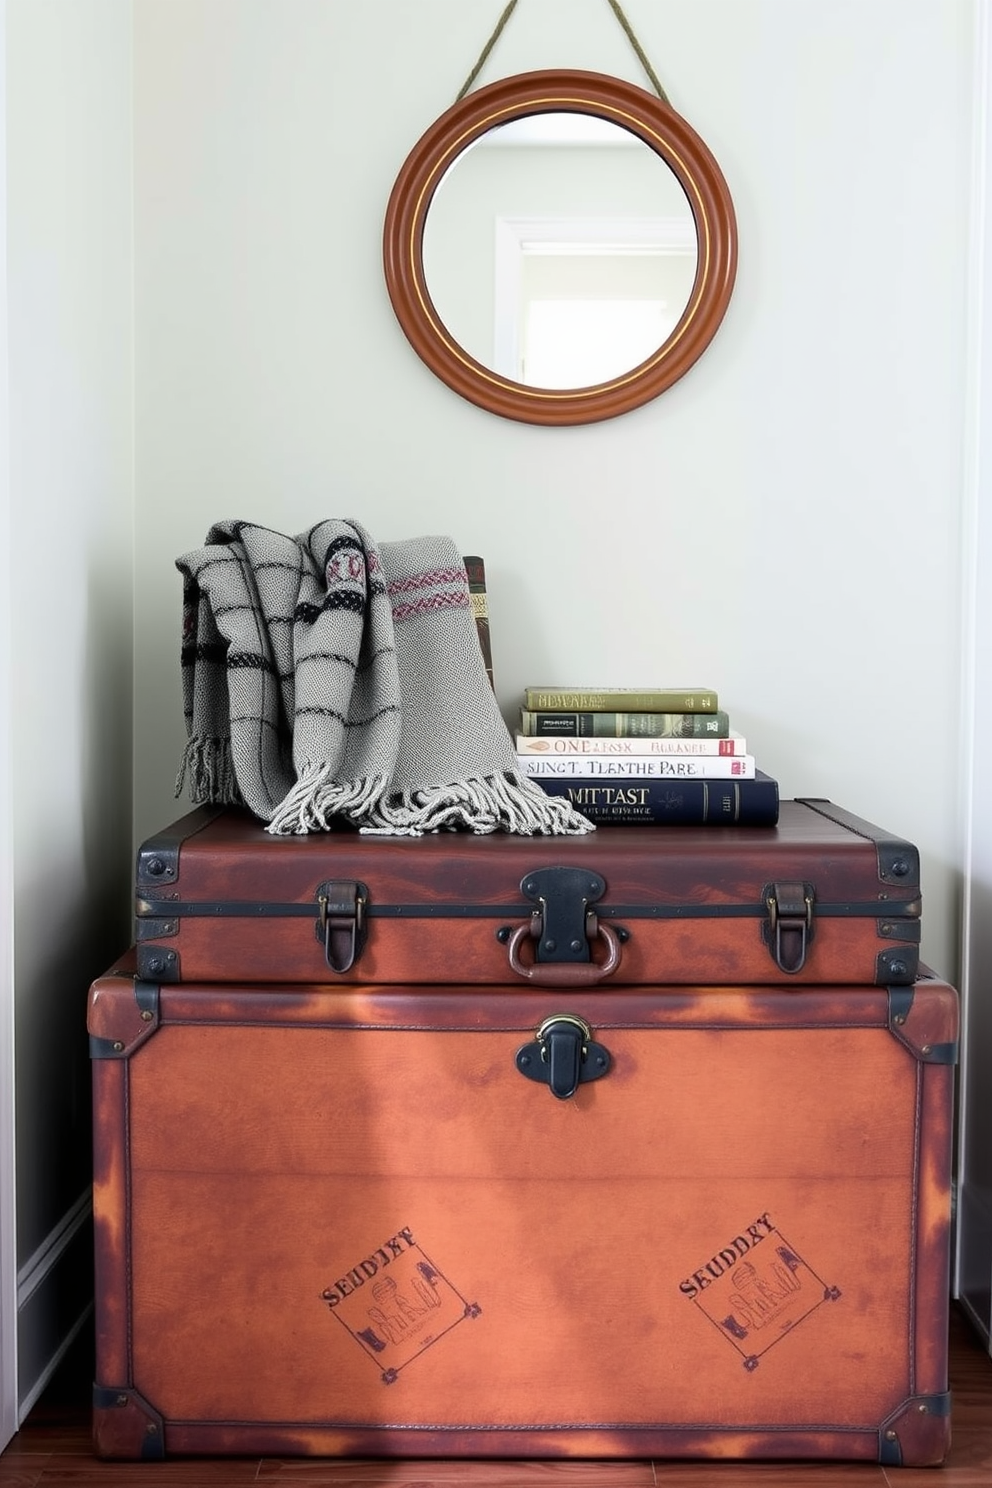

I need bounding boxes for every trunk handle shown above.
[506,918,621,984]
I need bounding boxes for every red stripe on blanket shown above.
[386,566,467,595]
[391,590,471,623]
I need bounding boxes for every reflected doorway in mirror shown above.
[492,215,697,388]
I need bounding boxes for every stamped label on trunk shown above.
[321,1227,481,1383]
[678,1212,841,1370]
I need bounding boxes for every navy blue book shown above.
[528,769,780,826]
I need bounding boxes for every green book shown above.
[520,709,731,739]
[523,686,718,713]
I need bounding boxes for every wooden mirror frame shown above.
[383,69,738,426]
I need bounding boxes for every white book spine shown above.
[515,732,747,757]
[516,754,757,780]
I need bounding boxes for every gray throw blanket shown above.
[175,519,593,836]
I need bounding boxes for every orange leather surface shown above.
[91,976,955,1462]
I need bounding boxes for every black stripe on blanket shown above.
[181,643,228,665]
[226,651,278,672]
[295,593,366,623]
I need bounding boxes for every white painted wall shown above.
[0,2,15,1449]
[5,0,133,1418]
[132,0,974,982]
[958,0,992,1344]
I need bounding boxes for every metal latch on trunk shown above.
[315,880,368,973]
[505,867,622,985]
[515,1014,611,1099]
[763,881,815,974]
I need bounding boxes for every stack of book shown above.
[516,686,780,826]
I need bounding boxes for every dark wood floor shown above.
[2,1305,990,1485]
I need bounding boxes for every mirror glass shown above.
[421,113,698,390]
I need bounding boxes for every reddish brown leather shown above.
[155,908,914,988]
[91,1389,163,1459]
[135,803,922,986]
[90,971,955,1463]
[880,1393,952,1467]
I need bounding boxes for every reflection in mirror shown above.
[422,113,698,390]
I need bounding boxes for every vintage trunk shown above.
[89,958,956,1465]
[134,799,921,988]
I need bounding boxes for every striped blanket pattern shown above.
[175,518,592,836]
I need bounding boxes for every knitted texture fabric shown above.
[175,518,594,837]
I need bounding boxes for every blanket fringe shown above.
[360,771,594,837]
[175,735,242,806]
[266,765,593,836]
[266,765,390,836]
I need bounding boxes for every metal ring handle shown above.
[506,921,622,985]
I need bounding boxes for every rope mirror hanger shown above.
[382,2,738,426]
[455,0,671,104]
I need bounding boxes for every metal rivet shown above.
[890,859,910,877]
[523,880,536,895]
[140,1010,153,1022]
[890,960,908,977]
[116,1393,128,1407]
[570,939,582,953]
[495,926,510,943]
[880,922,893,935]
[922,1045,932,1056]
[112,1041,124,1052]
[885,1429,897,1441]
[894,1015,906,1026]
[519,1054,531,1067]
[146,1423,158,1434]
[918,1403,929,1414]
[543,939,556,953]
[146,957,163,975]
[146,857,165,876]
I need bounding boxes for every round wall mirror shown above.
[383,70,738,426]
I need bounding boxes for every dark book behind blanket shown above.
[529,770,780,826]
[463,555,494,691]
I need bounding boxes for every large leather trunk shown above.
[134,799,922,987]
[90,956,956,1465]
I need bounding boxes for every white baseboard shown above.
[960,1290,991,1352]
[957,1179,992,1353]
[16,1188,91,1311]
[17,1302,92,1422]
[16,1188,93,1423]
